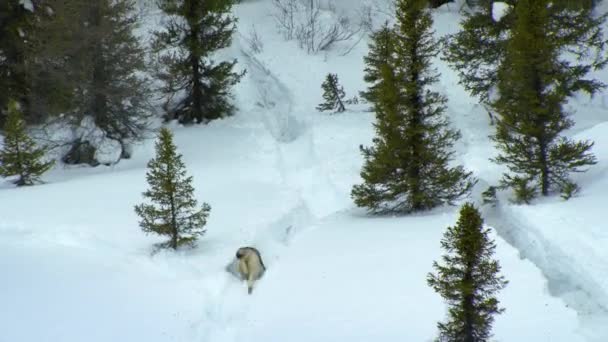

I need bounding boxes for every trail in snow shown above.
[239,47,303,144]
[238,37,346,224]
[237,43,315,242]
[189,37,354,340]
[432,7,608,337]
[2,1,604,341]
[483,204,608,342]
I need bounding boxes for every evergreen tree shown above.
[35,0,151,161]
[152,0,245,124]
[0,0,38,124]
[75,0,151,158]
[491,0,597,202]
[134,127,211,250]
[359,22,395,104]
[19,1,79,124]
[0,100,54,186]
[428,203,507,342]
[316,73,346,113]
[443,0,607,113]
[351,0,475,214]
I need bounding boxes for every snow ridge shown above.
[483,204,608,342]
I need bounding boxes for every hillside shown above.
[1,0,607,341]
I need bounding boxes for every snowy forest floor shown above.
[1,0,608,341]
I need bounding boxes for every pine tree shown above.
[491,0,597,202]
[428,203,507,342]
[316,73,346,113]
[0,100,54,186]
[152,0,245,124]
[359,22,395,104]
[0,1,38,124]
[134,127,211,250]
[351,0,475,215]
[18,0,79,124]
[34,0,151,161]
[441,2,510,107]
[443,0,607,114]
[75,0,151,158]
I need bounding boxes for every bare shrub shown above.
[272,0,361,54]
[272,0,299,40]
[244,24,264,53]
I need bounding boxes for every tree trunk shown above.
[533,71,550,196]
[539,140,549,196]
[330,81,345,112]
[169,192,178,250]
[190,52,203,123]
[407,42,423,211]
[463,264,475,342]
[89,2,109,130]
[189,1,203,124]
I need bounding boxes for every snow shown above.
[482,121,608,342]
[19,0,34,12]
[492,2,511,22]
[240,213,584,342]
[1,0,607,341]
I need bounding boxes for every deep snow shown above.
[1,0,608,341]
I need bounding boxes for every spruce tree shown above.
[18,1,78,124]
[316,73,346,113]
[351,0,474,214]
[443,0,607,113]
[491,0,597,202]
[0,100,54,186]
[152,0,245,124]
[35,0,151,161]
[0,1,38,124]
[428,203,507,342]
[76,0,151,158]
[134,127,211,250]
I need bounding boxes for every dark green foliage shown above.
[510,176,536,204]
[470,0,599,10]
[491,0,597,202]
[351,0,475,214]
[443,0,607,109]
[0,1,38,124]
[428,0,454,9]
[4,0,152,161]
[560,181,579,200]
[20,1,79,123]
[481,186,497,206]
[316,73,346,113]
[152,0,245,124]
[0,100,54,186]
[134,127,211,250]
[74,0,151,157]
[441,3,510,106]
[553,0,599,11]
[428,203,507,342]
[359,22,395,105]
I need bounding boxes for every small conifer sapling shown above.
[134,127,211,250]
[317,73,346,113]
[0,100,54,186]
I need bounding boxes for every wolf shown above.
[235,246,266,294]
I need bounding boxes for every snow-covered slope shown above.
[1,0,607,341]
